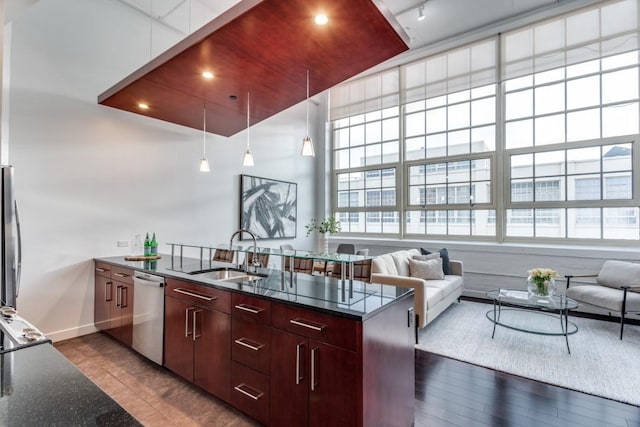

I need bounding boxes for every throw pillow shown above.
[412,253,440,261]
[420,247,451,275]
[408,258,445,280]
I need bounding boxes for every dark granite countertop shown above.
[96,255,413,321]
[0,342,139,426]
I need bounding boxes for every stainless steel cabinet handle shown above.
[116,286,122,308]
[185,308,194,337]
[234,304,263,314]
[311,347,318,391]
[234,338,263,351]
[296,343,304,385]
[105,281,113,302]
[234,383,264,401]
[173,288,216,301]
[290,319,325,332]
[95,267,108,273]
[193,309,202,341]
[121,286,128,308]
[113,272,128,278]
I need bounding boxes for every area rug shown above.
[416,301,640,406]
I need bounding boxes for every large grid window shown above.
[330,0,640,243]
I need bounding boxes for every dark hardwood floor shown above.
[57,332,640,426]
[415,350,640,427]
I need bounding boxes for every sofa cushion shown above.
[597,260,640,289]
[390,249,420,277]
[425,276,464,299]
[372,253,398,276]
[424,287,444,309]
[421,247,451,275]
[409,258,445,280]
[567,284,640,312]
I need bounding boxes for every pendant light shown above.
[301,69,315,157]
[200,107,210,172]
[242,91,255,167]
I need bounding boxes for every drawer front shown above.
[110,266,134,285]
[232,294,270,324]
[271,304,360,351]
[231,362,269,426]
[232,318,270,374]
[94,262,112,279]
[165,279,231,313]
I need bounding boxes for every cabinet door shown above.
[94,275,112,332]
[270,329,308,427]
[164,296,195,382]
[194,307,231,402]
[308,341,358,427]
[119,283,134,346]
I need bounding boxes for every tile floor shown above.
[55,332,258,427]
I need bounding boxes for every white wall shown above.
[7,0,320,340]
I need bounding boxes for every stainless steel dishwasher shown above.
[132,271,165,365]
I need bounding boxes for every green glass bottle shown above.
[151,232,158,256]
[144,233,151,256]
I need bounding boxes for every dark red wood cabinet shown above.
[230,294,272,425]
[164,279,231,402]
[94,262,133,347]
[93,260,416,427]
[270,316,358,427]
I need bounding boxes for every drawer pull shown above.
[234,338,263,351]
[95,267,108,273]
[234,304,263,314]
[311,347,318,391]
[173,288,216,301]
[296,342,304,385]
[234,383,264,401]
[113,272,128,278]
[290,319,325,332]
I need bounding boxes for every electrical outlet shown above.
[117,240,129,247]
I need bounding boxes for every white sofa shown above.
[371,249,463,341]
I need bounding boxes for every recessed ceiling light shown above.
[202,71,214,79]
[138,103,149,110]
[314,14,328,25]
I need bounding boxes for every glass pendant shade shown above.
[199,157,210,172]
[302,69,316,157]
[242,149,255,167]
[200,107,210,172]
[301,136,315,157]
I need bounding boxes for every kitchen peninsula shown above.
[95,249,415,427]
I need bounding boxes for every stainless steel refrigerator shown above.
[0,166,21,309]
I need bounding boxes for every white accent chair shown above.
[565,260,640,339]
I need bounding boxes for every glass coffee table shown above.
[486,289,579,354]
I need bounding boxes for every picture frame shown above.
[240,174,297,240]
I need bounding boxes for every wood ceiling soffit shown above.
[98,0,410,137]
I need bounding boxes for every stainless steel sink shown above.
[189,267,265,283]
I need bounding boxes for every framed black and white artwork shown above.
[240,174,297,239]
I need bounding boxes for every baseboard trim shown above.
[46,323,98,343]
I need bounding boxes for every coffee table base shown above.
[486,307,578,354]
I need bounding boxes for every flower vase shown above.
[527,276,556,299]
[317,232,329,254]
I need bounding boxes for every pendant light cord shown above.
[202,107,206,156]
[246,92,251,150]
[306,69,310,136]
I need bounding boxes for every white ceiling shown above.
[386,0,564,49]
[5,0,579,51]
